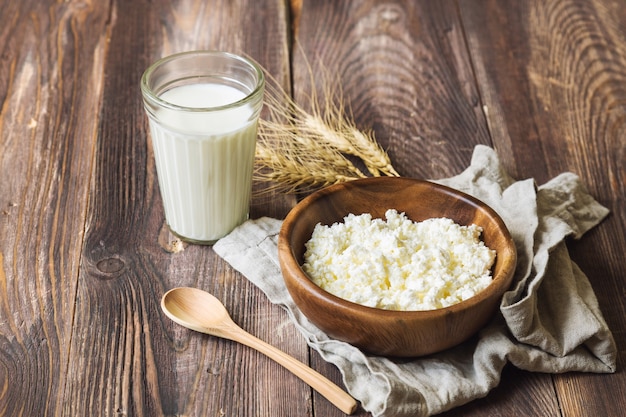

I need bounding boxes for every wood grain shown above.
[0,0,624,416]
[60,0,300,416]
[460,1,626,416]
[0,0,110,415]
[292,0,492,181]
[292,0,624,416]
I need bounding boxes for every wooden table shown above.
[1,0,624,416]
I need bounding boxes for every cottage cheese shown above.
[302,209,496,311]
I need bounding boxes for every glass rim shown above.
[140,50,265,112]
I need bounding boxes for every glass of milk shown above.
[140,51,264,244]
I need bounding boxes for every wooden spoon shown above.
[161,287,358,415]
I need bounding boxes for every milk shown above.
[148,83,258,243]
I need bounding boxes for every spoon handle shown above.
[228,326,358,415]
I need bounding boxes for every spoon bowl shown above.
[161,287,233,337]
[161,287,358,415]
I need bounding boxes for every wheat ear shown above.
[254,60,399,194]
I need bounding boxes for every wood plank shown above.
[459,0,626,416]
[62,0,302,416]
[292,0,492,182]
[292,1,564,416]
[0,0,110,415]
[2,1,623,416]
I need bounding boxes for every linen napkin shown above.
[213,145,617,417]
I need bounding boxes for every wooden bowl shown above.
[278,177,517,357]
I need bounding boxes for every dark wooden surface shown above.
[0,0,624,416]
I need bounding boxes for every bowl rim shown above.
[278,176,517,318]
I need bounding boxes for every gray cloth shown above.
[213,145,617,417]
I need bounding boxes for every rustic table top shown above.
[1,0,624,416]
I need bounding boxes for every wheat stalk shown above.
[255,140,366,194]
[254,60,399,195]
